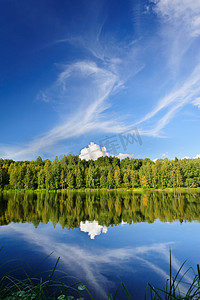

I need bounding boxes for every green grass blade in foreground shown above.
[108,281,133,300]
[147,283,164,300]
[147,256,200,300]
[30,251,55,278]
[43,256,60,295]
[111,282,122,300]
[169,249,172,298]
[121,281,133,300]
[197,264,200,279]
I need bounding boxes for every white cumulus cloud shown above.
[79,142,132,161]
[117,153,133,160]
[180,155,200,160]
[80,220,108,239]
[79,142,110,161]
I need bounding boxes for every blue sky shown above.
[1,0,200,161]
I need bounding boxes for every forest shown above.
[0,155,200,190]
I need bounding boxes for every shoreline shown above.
[1,187,200,193]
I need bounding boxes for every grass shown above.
[0,250,200,299]
[146,251,200,300]
[0,256,89,300]
[2,187,200,194]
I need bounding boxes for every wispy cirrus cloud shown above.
[150,0,200,73]
[135,0,200,137]
[1,57,139,160]
[1,33,144,160]
[192,97,200,109]
[135,64,200,137]
[152,0,200,37]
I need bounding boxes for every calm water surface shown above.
[0,191,200,299]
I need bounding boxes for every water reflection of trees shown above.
[0,191,200,228]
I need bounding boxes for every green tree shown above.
[24,163,37,190]
[52,156,61,189]
[0,167,3,189]
[123,172,130,188]
[100,174,107,188]
[38,169,45,189]
[44,159,52,190]
[67,170,75,189]
[35,156,43,166]
[87,166,95,188]
[60,169,66,189]
[107,170,114,189]
[176,165,183,187]
[114,167,121,188]
[76,168,83,189]
[8,163,25,189]
[8,163,18,189]
[130,170,139,188]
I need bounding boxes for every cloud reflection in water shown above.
[0,221,192,298]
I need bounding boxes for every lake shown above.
[0,190,200,299]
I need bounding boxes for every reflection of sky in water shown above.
[0,220,200,299]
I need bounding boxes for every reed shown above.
[146,251,200,300]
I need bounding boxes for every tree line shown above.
[0,155,200,190]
